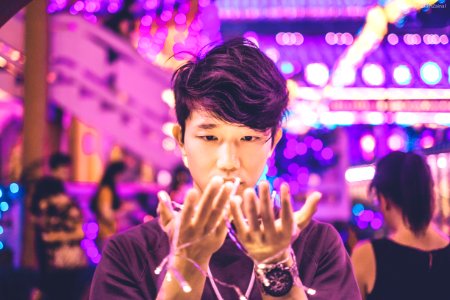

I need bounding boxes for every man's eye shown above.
[201,136,218,141]
[241,136,259,142]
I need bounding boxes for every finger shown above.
[192,176,223,227]
[280,183,294,235]
[179,189,200,228]
[258,181,276,236]
[294,191,321,230]
[230,195,248,235]
[204,182,233,232]
[157,191,174,228]
[243,188,260,232]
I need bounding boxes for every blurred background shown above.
[0,0,449,299]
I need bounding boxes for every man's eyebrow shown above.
[196,123,218,129]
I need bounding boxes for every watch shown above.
[254,250,299,297]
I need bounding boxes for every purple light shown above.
[86,222,99,233]
[283,147,296,159]
[199,0,211,8]
[266,166,277,177]
[311,139,323,151]
[296,142,307,155]
[73,1,84,11]
[87,246,99,258]
[289,181,299,194]
[160,10,173,22]
[107,2,120,13]
[91,254,101,264]
[370,218,383,230]
[174,13,187,25]
[321,147,334,160]
[144,0,158,10]
[356,219,369,230]
[359,210,374,222]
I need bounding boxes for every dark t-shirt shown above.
[90,219,361,300]
[368,238,450,300]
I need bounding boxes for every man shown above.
[90,38,360,299]
[48,152,72,182]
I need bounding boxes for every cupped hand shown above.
[157,176,233,264]
[230,181,321,264]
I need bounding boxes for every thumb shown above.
[294,191,321,230]
[157,191,174,229]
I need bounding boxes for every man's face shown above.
[53,166,71,181]
[173,110,282,196]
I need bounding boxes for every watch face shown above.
[263,267,294,297]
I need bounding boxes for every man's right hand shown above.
[157,176,233,265]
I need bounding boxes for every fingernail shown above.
[158,191,171,203]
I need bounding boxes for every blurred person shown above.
[351,151,450,300]
[48,152,72,182]
[90,38,360,300]
[31,176,90,300]
[168,164,192,204]
[90,161,126,249]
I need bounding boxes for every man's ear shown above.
[172,124,189,167]
[269,128,283,157]
[379,194,391,211]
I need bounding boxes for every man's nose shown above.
[216,142,240,172]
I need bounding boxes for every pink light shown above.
[360,210,374,222]
[387,134,404,151]
[160,10,173,22]
[370,218,383,230]
[107,2,120,13]
[73,1,84,11]
[174,13,187,25]
[296,142,307,155]
[321,147,333,160]
[141,15,152,26]
[360,134,376,153]
[311,139,323,151]
[420,135,435,149]
[325,32,337,45]
[144,0,158,10]
[387,33,398,45]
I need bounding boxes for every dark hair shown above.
[31,176,65,215]
[370,151,434,235]
[90,161,126,214]
[49,152,72,170]
[172,37,289,143]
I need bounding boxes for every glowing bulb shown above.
[182,283,192,293]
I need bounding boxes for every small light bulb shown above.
[182,283,192,293]
[154,267,161,275]
[306,288,316,295]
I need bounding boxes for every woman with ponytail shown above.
[351,151,450,300]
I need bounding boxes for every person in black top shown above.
[351,151,450,300]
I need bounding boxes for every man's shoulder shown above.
[295,220,344,259]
